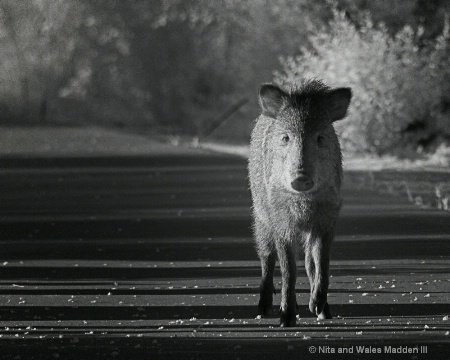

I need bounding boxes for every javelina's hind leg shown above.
[255,222,276,316]
[307,232,333,320]
[304,247,316,306]
[277,242,297,327]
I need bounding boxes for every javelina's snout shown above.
[291,172,314,192]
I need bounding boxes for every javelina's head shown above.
[258,80,351,194]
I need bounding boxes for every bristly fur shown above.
[249,78,352,327]
[287,79,331,104]
[279,79,333,131]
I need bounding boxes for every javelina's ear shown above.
[327,88,352,122]
[259,84,286,118]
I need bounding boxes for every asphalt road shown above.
[0,150,450,360]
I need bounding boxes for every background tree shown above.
[0,0,449,154]
[0,0,86,123]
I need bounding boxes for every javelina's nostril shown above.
[291,175,314,192]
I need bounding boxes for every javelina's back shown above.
[248,79,351,327]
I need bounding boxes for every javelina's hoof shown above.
[279,309,297,327]
[309,295,327,316]
[316,303,332,320]
[258,301,273,316]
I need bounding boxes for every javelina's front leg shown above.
[306,231,333,320]
[255,221,276,316]
[277,242,297,327]
[258,251,276,316]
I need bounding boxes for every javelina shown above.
[248,79,351,327]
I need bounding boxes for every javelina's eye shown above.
[317,135,325,146]
[282,135,290,144]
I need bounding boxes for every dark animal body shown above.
[248,80,352,327]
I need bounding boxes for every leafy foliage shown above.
[0,0,449,154]
[0,0,333,135]
[276,9,450,154]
